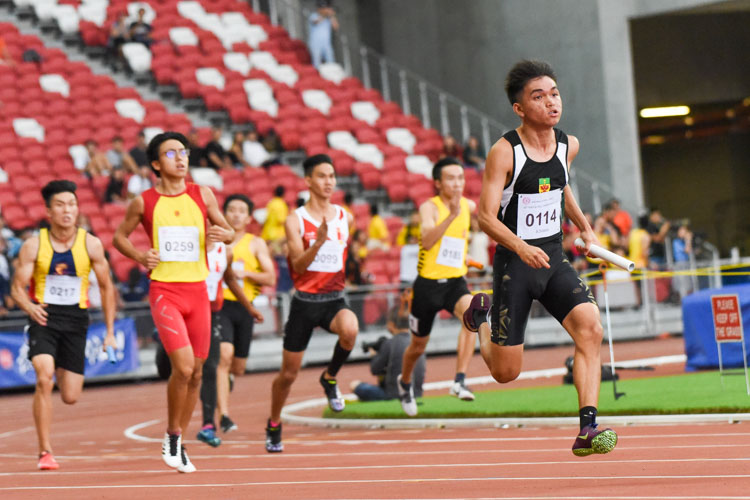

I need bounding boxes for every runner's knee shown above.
[61,392,79,405]
[35,372,54,393]
[491,365,520,384]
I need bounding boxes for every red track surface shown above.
[2,336,750,499]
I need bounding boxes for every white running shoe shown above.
[397,374,418,416]
[450,382,475,401]
[177,446,196,473]
[161,433,181,468]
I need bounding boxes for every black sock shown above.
[579,406,597,429]
[399,377,411,390]
[454,372,465,384]
[326,341,352,378]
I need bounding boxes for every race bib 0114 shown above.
[516,190,562,240]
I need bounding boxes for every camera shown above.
[361,336,387,354]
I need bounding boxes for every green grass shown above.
[324,371,750,419]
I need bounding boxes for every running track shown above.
[2,336,750,499]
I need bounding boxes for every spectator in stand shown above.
[205,126,231,170]
[594,202,625,254]
[0,35,15,66]
[104,167,126,203]
[462,136,485,170]
[106,136,137,174]
[121,266,149,302]
[647,208,671,269]
[367,204,390,250]
[342,192,356,233]
[261,129,283,166]
[628,214,651,270]
[227,131,249,168]
[186,128,206,167]
[396,210,420,246]
[441,134,462,158]
[242,130,271,167]
[84,139,112,178]
[308,0,338,68]
[129,130,148,168]
[107,12,130,70]
[608,198,632,239]
[129,8,153,47]
[672,220,693,298]
[127,164,152,198]
[350,288,425,401]
[0,235,12,315]
[261,186,288,244]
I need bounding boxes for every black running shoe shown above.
[319,371,345,412]
[463,292,490,332]
[220,414,237,433]
[265,419,283,453]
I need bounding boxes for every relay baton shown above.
[574,238,635,272]
[106,345,117,364]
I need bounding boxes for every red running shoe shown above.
[38,451,59,470]
[572,424,618,456]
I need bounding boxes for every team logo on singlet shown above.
[54,263,68,275]
[539,178,550,193]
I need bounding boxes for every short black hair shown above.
[344,192,353,204]
[147,131,189,177]
[112,135,123,143]
[273,185,285,197]
[302,154,334,177]
[223,193,254,213]
[432,156,463,181]
[41,180,77,207]
[505,60,557,105]
[370,203,378,216]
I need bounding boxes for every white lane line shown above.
[0,427,34,439]
[1,456,749,477]
[123,419,162,443]
[2,473,750,491]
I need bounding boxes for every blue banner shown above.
[0,318,139,389]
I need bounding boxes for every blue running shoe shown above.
[572,424,618,456]
[196,424,221,447]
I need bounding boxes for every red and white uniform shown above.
[206,242,228,313]
[290,205,349,294]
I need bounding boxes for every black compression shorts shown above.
[283,295,351,352]
[491,240,596,346]
[27,305,90,374]
[219,300,255,358]
[409,275,470,337]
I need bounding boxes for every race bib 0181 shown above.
[435,235,466,269]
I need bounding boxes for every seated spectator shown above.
[84,139,112,178]
[107,12,130,70]
[647,208,671,269]
[129,8,153,47]
[262,129,283,157]
[354,228,369,261]
[367,204,390,250]
[204,126,231,170]
[242,130,271,167]
[463,136,485,169]
[628,214,651,270]
[442,134,462,158]
[261,186,288,244]
[342,192,356,233]
[227,131,249,168]
[129,130,148,168]
[104,167,126,203]
[127,164,152,198]
[186,128,206,167]
[106,136,137,173]
[350,288,425,401]
[396,210,420,246]
[609,198,632,238]
[121,266,149,302]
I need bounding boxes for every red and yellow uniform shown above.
[142,184,211,358]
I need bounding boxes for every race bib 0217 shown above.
[43,274,82,305]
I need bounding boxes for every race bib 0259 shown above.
[158,226,200,262]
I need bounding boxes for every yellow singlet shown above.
[223,233,262,302]
[417,196,470,280]
[32,227,91,308]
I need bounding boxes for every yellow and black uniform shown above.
[220,233,261,358]
[27,227,92,374]
[409,196,471,337]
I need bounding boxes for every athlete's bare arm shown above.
[86,233,117,349]
[10,237,48,326]
[200,185,234,244]
[285,212,327,274]
[113,196,160,269]
[224,247,263,322]
[419,198,459,251]
[479,138,550,269]
[562,135,599,253]
[237,237,276,287]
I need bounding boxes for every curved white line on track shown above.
[123,419,162,443]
